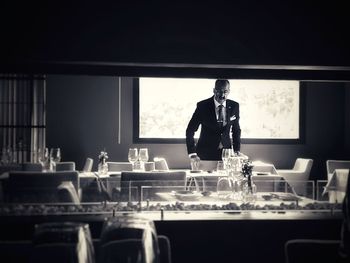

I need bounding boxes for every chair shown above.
[55,161,76,171]
[107,161,132,172]
[99,216,167,263]
[119,171,187,202]
[22,162,43,171]
[285,239,341,263]
[285,163,350,263]
[82,158,94,172]
[7,171,80,203]
[327,160,350,181]
[0,240,33,263]
[32,222,95,263]
[276,158,313,196]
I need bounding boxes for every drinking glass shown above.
[128,148,139,170]
[139,148,149,171]
[216,161,226,175]
[38,148,50,171]
[139,148,149,162]
[50,148,61,171]
[222,148,233,169]
[217,176,233,199]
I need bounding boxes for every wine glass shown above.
[38,148,49,171]
[139,148,149,171]
[50,148,61,171]
[128,148,139,170]
[217,176,233,200]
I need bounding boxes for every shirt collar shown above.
[213,97,227,108]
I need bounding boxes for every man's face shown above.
[213,83,230,104]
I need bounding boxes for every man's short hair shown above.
[215,79,230,89]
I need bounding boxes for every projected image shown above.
[139,78,299,139]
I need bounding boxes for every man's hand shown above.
[189,153,201,162]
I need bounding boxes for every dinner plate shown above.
[173,190,202,201]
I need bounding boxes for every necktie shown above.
[218,105,224,127]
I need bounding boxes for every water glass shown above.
[222,148,233,169]
[139,148,149,170]
[128,148,139,170]
[190,157,200,171]
[217,176,233,199]
[50,148,61,171]
[216,161,226,175]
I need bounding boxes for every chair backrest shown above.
[23,162,43,171]
[99,216,160,263]
[32,222,95,263]
[107,162,132,172]
[83,158,94,172]
[7,171,80,203]
[0,240,33,263]
[293,158,313,174]
[56,162,76,171]
[327,160,350,180]
[120,171,187,201]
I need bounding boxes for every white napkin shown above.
[323,169,349,203]
[153,157,169,171]
[57,181,81,204]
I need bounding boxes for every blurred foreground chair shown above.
[107,162,132,172]
[0,240,33,263]
[276,158,313,196]
[285,168,350,263]
[83,158,94,172]
[7,171,80,203]
[56,161,76,171]
[99,216,171,263]
[31,222,95,263]
[118,171,186,202]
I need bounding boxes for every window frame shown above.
[133,78,305,144]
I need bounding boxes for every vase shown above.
[98,160,108,175]
[242,175,257,203]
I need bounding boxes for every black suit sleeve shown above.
[231,103,241,152]
[186,103,201,154]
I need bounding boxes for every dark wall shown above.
[345,84,350,157]
[2,2,350,67]
[46,75,347,179]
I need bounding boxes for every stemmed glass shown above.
[50,148,61,171]
[128,148,139,171]
[139,148,149,171]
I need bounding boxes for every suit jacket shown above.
[186,96,241,160]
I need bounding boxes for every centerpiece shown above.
[241,160,257,202]
[98,150,109,175]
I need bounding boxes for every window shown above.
[134,78,303,143]
[0,74,46,163]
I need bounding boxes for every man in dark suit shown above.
[186,79,241,161]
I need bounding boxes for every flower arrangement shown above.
[241,160,255,194]
[98,149,109,175]
[98,150,109,164]
[241,160,254,178]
